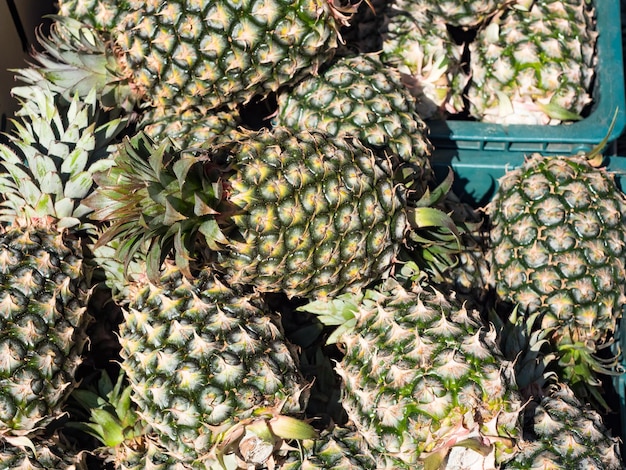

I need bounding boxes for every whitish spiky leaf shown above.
[0,85,125,229]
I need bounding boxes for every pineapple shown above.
[492,305,623,469]
[138,105,242,149]
[278,425,392,469]
[273,52,433,195]
[20,18,242,150]
[69,368,203,469]
[300,276,523,469]
[31,0,351,115]
[504,384,623,469]
[0,431,87,469]
[85,127,456,299]
[57,0,122,31]
[113,263,314,466]
[380,4,467,119]
[467,0,597,125]
[486,150,626,407]
[407,0,514,28]
[0,85,125,435]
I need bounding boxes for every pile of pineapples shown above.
[0,0,624,468]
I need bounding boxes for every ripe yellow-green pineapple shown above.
[300,276,523,469]
[274,53,433,196]
[85,127,455,299]
[468,0,597,124]
[0,85,125,436]
[30,0,351,116]
[487,150,626,407]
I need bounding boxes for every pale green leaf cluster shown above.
[0,85,126,231]
[14,15,135,111]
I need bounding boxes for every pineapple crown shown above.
[489,306,559,401]
[0,85,126,233]
[16,15,137,113]
[84,131,236,280]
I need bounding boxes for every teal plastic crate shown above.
[432,148,626,207]
[428,0,625,163]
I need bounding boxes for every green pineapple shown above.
[0,85,125,435]
[85,127,455,299]
[492,307,623,469]
[300,276,522,469]
[380,4,467,119]
[273,52,433,195]
[69,368,203,469]
[504,384,623,469]
[279,425,392,469]
[0,431,87,470]
[138,105,242,149]
[31,0,351,116]
[467,0,597,124]
[408,0,518,28]
[486,150,626,407]
[114,262,314,466]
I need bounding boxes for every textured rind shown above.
[219,129,409,298]
[118,266,309,464]
[468,0,597,124]
[112,0,340,111]
[503,384,623,469]
[274,53,433,197]
[0,228,89,433]
[278,426,391,469]
[0,434,87,470]
[335,279,522,467]
[380,4,467,119]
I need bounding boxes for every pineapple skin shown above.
[278,425,394,469]
[57,0,123,31]
[274,52,434,197]
[112,0,342,112]
[0,433,87,470]
[306,278,523,468]
[118,264,310,466]
[468,0,597,125]
[487,154,626,395]
[219,130,408,299]
[411,0,507,28]
[0,228,89,434]
[503,384,623,469]
[380,3,467,119]
[138,105,242,149]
